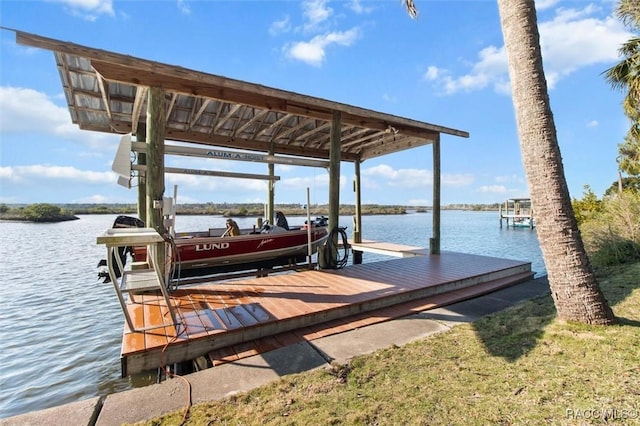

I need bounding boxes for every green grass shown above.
[137,263,640,425]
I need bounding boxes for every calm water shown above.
[0,211,544,418]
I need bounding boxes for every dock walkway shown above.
[120,251,534,375]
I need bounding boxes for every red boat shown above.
[100,215,330,280]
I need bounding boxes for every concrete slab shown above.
[189,341,328,405]
[311,316,450,364]
[421,276,550,327]
[96,342,328,425]
[96,377,186,426]
[0,397,102,426]
[489,275,550,302]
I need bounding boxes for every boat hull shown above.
[133,226,329,277]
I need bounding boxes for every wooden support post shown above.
[146,86,166,280]
[353,159,362,264]
[328,111,341,233]
[136,125,147,225]
[325,110,342,268]
[430,134,441,254]
[268,143,275,224]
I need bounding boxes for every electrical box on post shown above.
[163,197,173,215]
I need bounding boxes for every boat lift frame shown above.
[499,198,535,229]
[96,227,180,333]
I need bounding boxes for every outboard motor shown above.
[305,216,328,227]
[97,215,145,282]
[314,216,329,227]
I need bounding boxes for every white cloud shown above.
[49,0,114,20]
[442,173,475,187]
[285,28,360,66]
[424,66,441,81]
[303,0,333,32]
[478,185,507,194]
[426,4,630,95]
[1,165,116,184]
[0,167,16,180]
[363,164,474,189]
[80,194,109,203]
[407,198,430,206]
[535,0,561,11]
[281,0,363,66]
[587,120,599,127]
[275,164,295,173]
[177,0,191,15]
[0,86,72,133]
[381,93,397,103]
[270,15,291,36]
[0,86,119,152]
[277,173,347,195]
[165,173,268,193]
[347,0,374,15]
[494,174,525,184]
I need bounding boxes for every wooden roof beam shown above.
[53,52,79,124]
[338,130,387,149]
[165,92,177,122]
[16,30,468,139]
[358,135,433,160]
[188,98,211,130]
[298,121,330,146]
[93,118,343,160]
[233,108,269,138]
[340,127,371,143]
[84,58,467,140]
[214,103,242,133]
[273,116,316,141]
[130,86,148,135]
[256,113,290,139]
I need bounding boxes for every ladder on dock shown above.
[97,228,179,332]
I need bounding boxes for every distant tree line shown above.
[0,203,78,222]
[0,202,509,222]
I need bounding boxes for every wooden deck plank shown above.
[232,341,260,359]
[141,293,171,349]
[120,252,534,375]
[208,345,238,366]
[350,240,424,257]
[252,335,283,354]
[212,307,244,330]
[121,304,145,354]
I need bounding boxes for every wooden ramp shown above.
[119,251,534,376]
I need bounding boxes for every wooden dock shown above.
[349,239,430,257]
[119,251,534,376]
[499,198,535,228]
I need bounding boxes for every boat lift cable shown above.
[162,232,181,290]
[320,226,349,269]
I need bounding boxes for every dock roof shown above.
[14,30,468,163]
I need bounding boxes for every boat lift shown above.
[499,198,535,229]
[96,227,180,333]
[111,133,311,187]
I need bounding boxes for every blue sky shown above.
[0,0,632,206]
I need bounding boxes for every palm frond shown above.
[403,0,418,19]
[616,0,640,28]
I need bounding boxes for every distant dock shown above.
[499,198,535,229]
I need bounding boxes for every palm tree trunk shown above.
[497,0,615,325]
